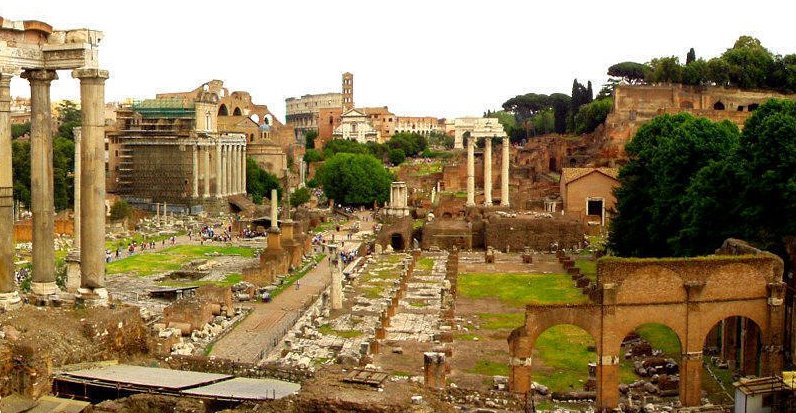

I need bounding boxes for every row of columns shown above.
[192,142,247,199]
[0,68,108,307]
[466,136,510,208]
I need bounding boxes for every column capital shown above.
[21,69,58,82]
[72,68,109,81]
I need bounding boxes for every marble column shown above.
[226,145,233,196]
[483,137,492,206]
[191,144,199,198]
[270,188,278,230]
[235,145,242,194]
[242,146,247,194]
[0,72,19,308]
[24,69,59,297]
[501,136,510,207]
[74,68,109,300]
[220,144,228,196]
[215,142,222,198]
[203,146,210,198]
[72,127,82,251]
[466,136,475,207]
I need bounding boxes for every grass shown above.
[417,257,434,271]
[311,221,339,234]
[635,323,681,359]
[408,299,427,308]
[413,219,425,230]
[106,245,256,276]
[362,285,385,299]
[575,259,597,281]
[412,161,443,176]
[477,313,525,330]
[271,254,327,298]
[458,272,588,307]
[469,360,509,376]
[319,324,363,339]
[455,332,481,341]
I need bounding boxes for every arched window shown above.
[233,107,242,116]
[713,101,725,110]
[218,104,228,116]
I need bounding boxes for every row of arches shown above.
[218,104,242,116]
[711,101,760,112]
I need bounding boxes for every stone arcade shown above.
[0,17,108,306]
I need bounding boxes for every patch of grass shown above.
[271,254,327,298]
[458,272,587,307]
[455,333,480,341]
[635,324,681,359]
[469,360,509,376]
[408,299,427,308]
[417,257,434,271]
[534,325,596,392]
[412,161,443,177]
[477,313,525,330]
[318,324,363,339]
[311,221,338,234]
[106,245,256,276]
[575,259,597,281]
[362,285,384,299]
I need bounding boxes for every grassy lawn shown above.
[635,323,681,359]
[319,324,363,339]
[458,272,587,307]
[469,360,509,376]
[477,313,525,330]
[106,245,256,276]
[417,257,434,271]
[575,259,596,281]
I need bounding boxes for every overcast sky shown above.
[2,1,793,121]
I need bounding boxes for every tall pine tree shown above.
[686,48,696,65]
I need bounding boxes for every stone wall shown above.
[14,218,74,242]
[483,216,585,251]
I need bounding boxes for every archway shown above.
[218,104,228,116]
[619,323,682,401]
[390,233,405,251]
[233,107,242,116]
[532,324,598,398]
[702,316,763,405]
[548,157,557,172]
[713,101,725,110]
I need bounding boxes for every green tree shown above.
[56,100,81,140]
[646,56,683,84]
[11,122,30,138]
[388,148,406,165]
[549,93,571,134]
[245,158,281,205]
[12,140,31,207]
[52,136,75,211]
[707,57,731,86]
[322,139,370,159]
[303,149,322,163]
[607,62,649,84]
[573,98,613,134]
[316,153,392,206]
[303,130,318,149]
[109,199,133,222]
[681,58,708,85]
[290,187,311,208]
[686,48,696,65]
[721,35,774,90]
[608,113,740,257]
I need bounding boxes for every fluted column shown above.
[501,136,510,207]
[215,142,222,198]
[234,145,241,194]
[24,69,58,298]
[242,146,247,194]
[73,68,109,300]
[191,144,199,198]
[0,71,19,308]
[226,144,233,196]
[466,136,475,207]
[73,127,81,251]
[221,144,228,196]
[203,145,210,198]
[484,137,492,206]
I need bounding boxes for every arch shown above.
[233,107,242,116]
[713,101,725,110]
[702,316,764,403]
[218,104,228,116]
[390,233,405,251]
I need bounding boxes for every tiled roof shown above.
[561,167,619,185]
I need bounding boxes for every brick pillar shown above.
[423,352,446,389]
[596,355,620,410]
[509,356,532,394]
[680,352,703,407]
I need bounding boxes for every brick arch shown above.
[616,264,686,304]
[523,305,602,353]
[608,319,685,357]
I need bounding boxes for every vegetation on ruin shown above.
[245,158,282,205]
[468,359,510,377]
[610,99,796,257]
[458,272,588,307]
[290,187,311,208]
[109,200,134,222]
[316,153,393,206]
[574,259,596,281]
[417,257,434,271]
[411,160,444,177]
[318,324,363,339]
[106,245,256,276]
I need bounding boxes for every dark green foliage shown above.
[681,59,708,85]
[722,36,774,90]
[11,122,30,138]
[109,199,133,222]
[303,130,317,149]
[388,132,428,157]
[316,153,392,206]
[549,93,571,134]
[686,48,696,65]
[290,187,311,207]
[574,99,613,134]
[322,139,370,159]
[388,148,406,165]
[306,177,319,188]
[596,79,619,100]
[56,101,81,140]
[303,149,322,163]
[52,137,75,211]
[245,158,281,205]
[12,140,30,207]
[646,56,683,83]
[607,62,649,84]
[428,131,455,149]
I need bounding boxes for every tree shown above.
[721,35,774,90]
[608,113,740,257]
[573,98,613,134]
[303,130,318,149]
[322,139,370,159]
[607,62,649,84]
[706,57,731,86]
[109,199,133,222]
[681,58,708,85]
[303,149,322,163]
[56,100,81,140]
[388,148,406,165]
[11,122,30,138]
[316,153,392,206]
[549,93,571,134]
[596,79,620,100]
[388,132,427,157]
[245,158,281,205]
[646,56,683,84]
[12,140,30,207]
[290,187,311,208]
[686,48,696,65]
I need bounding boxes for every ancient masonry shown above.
[0,17,109,307]
[465,135,511,207]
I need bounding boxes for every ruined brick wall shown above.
[14,218,74,242]
[195,285,233,314]
[163,300,215,332]
[421,220,472,250]
[376,216,414,251]
[483,217,585,251]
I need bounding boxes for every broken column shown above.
[24,69,59,299]
[330,267,343,310]
[74,68,110,305]
[267,189,281,251]
[0,71,20,309]
[423,352,447,389]
[484,137,492,206]
[466,136,475,207]
[501,136,510,207]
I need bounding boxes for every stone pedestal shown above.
[75,287,109,307]
[330,268,343,310]
[423,352,447,389]
[267,228,281,251]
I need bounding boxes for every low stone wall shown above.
[483,217,585,251]
[158,354,313,383]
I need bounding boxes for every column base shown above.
[484,201,493,207]
[75,287,109,307]
[31,281,59,297]
[0,291,21,310]
[465,202,475,207]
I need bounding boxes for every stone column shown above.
[24,69,58,298]
[0,71,19,308]
[242,146,247,194]
[215,142,222,198]
[267,188,281,251]
[596,355,620,410]
[331,268,343,310]
[226,145,233,196]
[191,144,199,198]
[270,189,279,230]
[483,137,492,206]
[74,68,109,303]
[235,145,242,194]
[501,136,510,207]
[220,144,228,196]
[466,136,475,207]
[203,146,210,198]
[73,127,82,251]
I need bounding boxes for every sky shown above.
[1,0,794,122]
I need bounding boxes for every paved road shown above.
[210,210,376,363]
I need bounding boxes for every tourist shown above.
[295,280,300,290]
